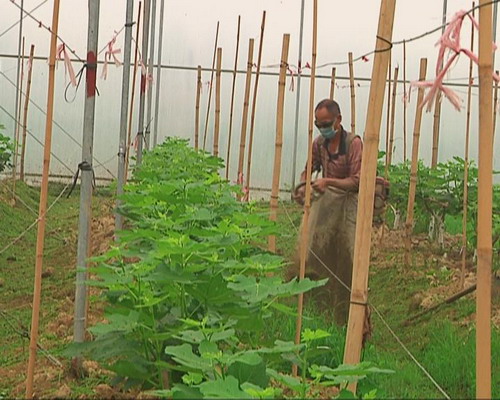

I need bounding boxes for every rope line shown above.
[0,0,48,40]
[278,199,451,400]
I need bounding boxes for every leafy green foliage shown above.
[0,128,14,173]
[382,157,500,253]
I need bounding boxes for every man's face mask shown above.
[315,118,339,139]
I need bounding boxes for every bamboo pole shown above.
[12,0,24,186]
[403,39,407,162]
[268,34,290,253]
[386,67,398,170]
[136,0,151,166]
[290,0,306,192]
[74,0,100,368]
[493,70,499,147]
[245,11,266,200]
[404,58,428,266]
[202,22,220,151]
[20,44,34,182]
[384,56,392,174]
[213,48,222,157]
[195,65,202,150]
[343,0,396,393]
[348,52,356,135]
[461,8,475,289]
[225,15,241,179]
[145,0,156,150]
[12,36,25,196]
[237,39,254,185]
[293,0,317,378]
[152,0,165,148]
[329,67,336,100]
[431,1,448,168]
[125,1,142,180]
[25,0,60,396]
[116,0,134,232]
[476,1,494,397]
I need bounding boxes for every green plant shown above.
[66,139,327,391]
[0,128,14,173]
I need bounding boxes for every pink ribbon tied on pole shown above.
[56,43,77,87]
[101,35,122,80]
[412,9,500,112]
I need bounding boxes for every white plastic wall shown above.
[0,0,499,190]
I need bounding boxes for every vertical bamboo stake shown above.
[476,0,493,397]
[384,56,392,173]
[25,0,60,397]
[145,0,157,150]
[225,15,241,179]
[269,34,290,253]
[202,22,220,151]
[403,39,407,162]
[386,67,398,170]
[136,0,151,166]
[461,8,475,289]
[348,52,356,135]
[195,65,202,150]
[125,1,142,180]
[237,39,254,183]
[493,70,499,147]
[245,11,266,200]
[293,0,317,378]
[152,0,165,148]
[343,0,396,393]
[213,48,222,157]
[404,58,428,266]
[431,1,448,168]
[20,44,35,182]
[329,67,336,100]
[116,0,134,232]
[12,37,25,194]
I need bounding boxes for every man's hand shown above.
[293,184,306,205]
[312,178,329,193]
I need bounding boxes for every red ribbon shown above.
[56,43,77,87]
[101,35,122,80]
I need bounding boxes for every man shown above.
[293,99,362,325]
[295,99,362,201]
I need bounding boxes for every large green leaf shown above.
[198,376,251,399]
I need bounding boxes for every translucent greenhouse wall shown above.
[0,0,499,191]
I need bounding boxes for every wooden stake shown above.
[244,11,266,200]
[195,65,202,150]
[431,95,443,167]
[268,34,290,253]
[237,39,254,184]
[213,48,222,157]
[343,0,396,393]
[384,56,392,175]
[476,1,493,397]
[493,69,499,147]
[404,58,428,266]
[202,21,220,151]
[403,39,407,162]
[329,67,336,100]
[20,44,35,182]
[125,1,142,180]
[225,15,241,179]
[348,52,356,135]
[293,0,317,377]
[25,0,60,397]
[386,67,398,170]
[461,7,475,289]
[12,36,25,195]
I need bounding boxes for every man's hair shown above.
[315,99,341,116]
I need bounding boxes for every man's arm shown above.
[313,137,362,192]
[299,138,321,184]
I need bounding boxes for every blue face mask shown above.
[318,126,339,139]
